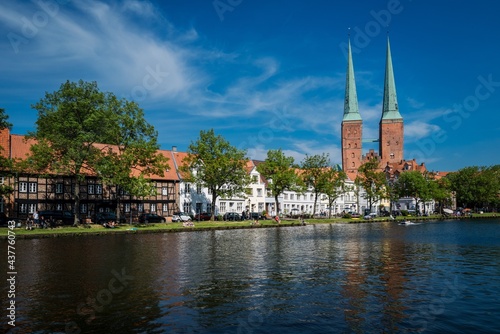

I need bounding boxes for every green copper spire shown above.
[381,38,403,120]
[343,39,362,121]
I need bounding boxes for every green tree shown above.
[355,158,387,213]
[427,173,452,214]
[182,129,250,221]
[257,149,299,217]
[448,165,500,211]
[0,108,14,200]
[26,80,169,225]
[321,167,347,218]
[393,171,428,214]
[300,153,332,216]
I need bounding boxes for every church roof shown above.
[343,39,362,122]
[381,38,403,121]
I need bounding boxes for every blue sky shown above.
[1,0,499,172]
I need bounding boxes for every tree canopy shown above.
[257,149,300,216]
[25,80,169,224]
[182,129,250,221]
[355,158,388,212]
[300,153,339,216]
[447,165,500,211]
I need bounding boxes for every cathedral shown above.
[341,38,426,181]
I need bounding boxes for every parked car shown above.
[139,213,166,223]
[172,212,191,222]
[223,212,243,221]
[38,210,77,225]
[95,212,126,225]
[249,212,266,220]
[194,212,212,221]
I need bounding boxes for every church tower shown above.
[379,37,404,164]
[341,39,363,177]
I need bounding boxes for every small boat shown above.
[399,220,414,225]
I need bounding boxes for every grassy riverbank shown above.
[1,213,498,239]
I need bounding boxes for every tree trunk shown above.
[211,190,217,221]
[274,194,280,217]
[313,192,318,216]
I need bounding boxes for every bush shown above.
[342,213,352,219]
[401,210,409,217]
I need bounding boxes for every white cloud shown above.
[405,121,441,141]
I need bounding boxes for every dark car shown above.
[223,212,243,221]
[249,212,266,220]
[194,212,212,221]
[95,212,126,225]
[139,213,166,224]
[38,210,77,225]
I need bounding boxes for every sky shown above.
[1,0,499,172]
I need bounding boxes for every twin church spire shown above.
[341,36,404,177]
[343,37,401,122]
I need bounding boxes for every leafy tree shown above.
[355,158,387,213]
[321,167,347,218]
[0,108,14,200]
[427,173,452,214]
[257,149,299,217]
[448,165,500,211]
[25,80,169,225]
[393,171,429,214]
[300,153,332,216]
[182,129,250,221]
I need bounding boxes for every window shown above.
[290,194,294,200]
[96,184,103,195]
[183,202,191,213]
[237,202,242,212]
[162,187,168,196]
[258,203,264,212]
[162,203,169,213]
[124,203,131,213]
[0,177,4,184]
[207,203,212,214]
[20,203,28,213]
[197,184,202,194]
[138,203,144,213]
[390,153,395,159]
[56,183,64,194]
[88,184,95,194]
[28,182,38,193]
[28,203,36,214]
[284,193,288,200]
[252,175,258,183]
[19,182,27,192]
[257,188,263,197]
[184,183,191,193]
[220,202,226,213]
[351,153,355,158]
[80,203,87,214]
[150,203,156,212]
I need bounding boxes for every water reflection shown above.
[1,219,500,333]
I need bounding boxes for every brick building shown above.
[341,38,426,181]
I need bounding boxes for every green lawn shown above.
[1,213,497,238]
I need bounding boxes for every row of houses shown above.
[1,128,429,222]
